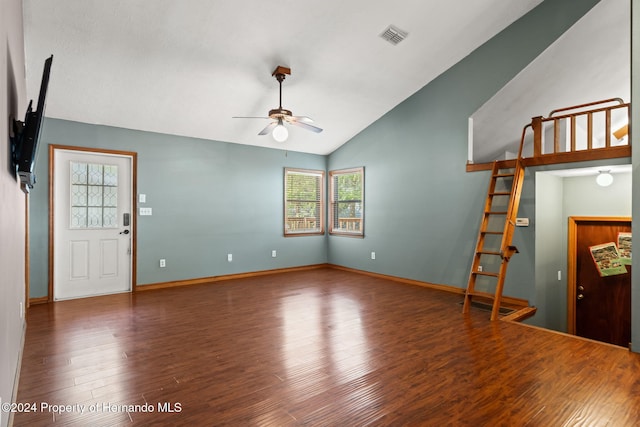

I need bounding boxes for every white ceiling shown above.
[543,164,631,178]
[22,0,544,155]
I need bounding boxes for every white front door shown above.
[53,148,132,300]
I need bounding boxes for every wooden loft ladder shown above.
[463,160,524,320]
[463,98,631,320]
[463,132,526,321]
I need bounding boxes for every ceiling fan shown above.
[233,66,323,142]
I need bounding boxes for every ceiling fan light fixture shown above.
[233,65,322,139]
[596,170,613,187]
[272,119,288,142]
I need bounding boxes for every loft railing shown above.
[467,98,631,172]
[521,98,630,164]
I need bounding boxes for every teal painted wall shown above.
[326,0,600,301]
[29,119,327,297]
[534,172,564,330]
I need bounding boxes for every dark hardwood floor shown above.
[12,267,640,426]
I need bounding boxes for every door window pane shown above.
[70,161,118,229]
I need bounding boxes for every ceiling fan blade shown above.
[289,119,323,133]
[291,115,314,123]
[258,122,277,135]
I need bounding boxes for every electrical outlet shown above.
[272,250,277,258]
[371,252,376,260]
[478,265,483,272]
[159,259,166,268]
[227,254,233,262]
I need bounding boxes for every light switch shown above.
[140,207,153,216]
[139,194,146,203]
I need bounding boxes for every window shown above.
[284,168,325,236]
[329,167,364,236]
[70,161,118,228]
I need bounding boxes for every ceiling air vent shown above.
[380,25,408,45]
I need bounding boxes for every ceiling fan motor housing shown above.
[269,108,292,119]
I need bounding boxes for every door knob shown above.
[578,285,584,291]
[577,294,584,300]
[119,229,130,235]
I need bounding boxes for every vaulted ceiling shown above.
[23,0,626,159]
[22,0,543,155]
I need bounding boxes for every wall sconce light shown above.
[596,170,613,187]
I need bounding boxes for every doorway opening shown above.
[533,164,631,343]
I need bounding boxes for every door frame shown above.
[567,216,631,335]
[48,145,138,301]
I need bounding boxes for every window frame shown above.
[283,168,325,237]
[329,167,364,237]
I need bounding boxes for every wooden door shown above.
[568,217,631,347]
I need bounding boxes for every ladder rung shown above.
[489,192,511,196]
[473,271,499,277]
[494,173,515,178]
[481,231,503,235]
[485,211,508,215]
[477,251,501,256]
[466,290,495,300]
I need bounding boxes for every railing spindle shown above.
[605,109,612,148]
[532,116,543,157]
[554,118,560,154]
[570,116,577,152]
[587,112,593,150]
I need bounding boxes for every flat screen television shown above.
[11,55,53,191]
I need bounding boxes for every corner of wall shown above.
[1,1,29,425]
[630,0,640,353]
